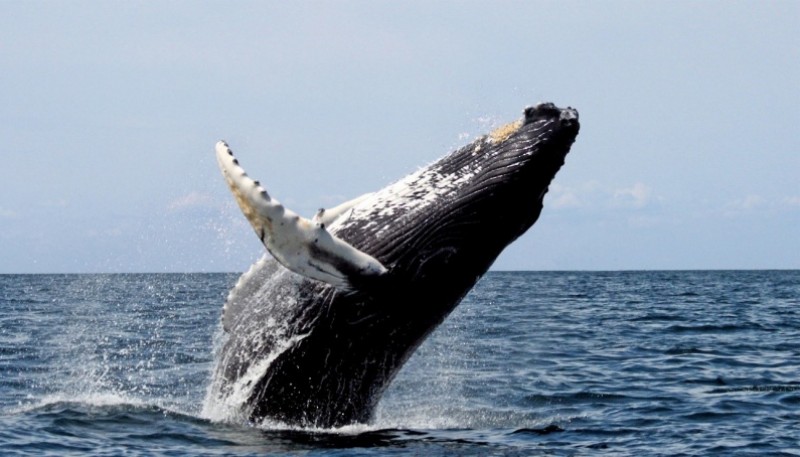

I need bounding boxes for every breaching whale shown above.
[204,102,580,428]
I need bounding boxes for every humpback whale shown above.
[205,102,580,428]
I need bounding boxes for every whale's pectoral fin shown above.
[215,141,387,291]
[305,223,388,291]
[312,193,374,228]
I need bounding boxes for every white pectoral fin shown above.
[215,141,279,245]
[215,141,387,291]
[306,226,387,289]
[312,192,374,228]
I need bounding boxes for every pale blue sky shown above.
[1,1,798,273]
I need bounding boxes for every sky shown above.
[1,1,798,273]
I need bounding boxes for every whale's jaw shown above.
[335,102,580,301]
[207,103,580,428]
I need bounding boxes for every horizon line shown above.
[2,268,798,276]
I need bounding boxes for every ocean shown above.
[1,271,798,456]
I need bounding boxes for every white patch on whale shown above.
[350,118,557,238]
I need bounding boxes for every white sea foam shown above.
[201,332,310,423]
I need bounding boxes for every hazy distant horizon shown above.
[3,268,798,276]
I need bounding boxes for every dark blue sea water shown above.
[1,271,799,456]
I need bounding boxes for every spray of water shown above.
[6,273,561,433]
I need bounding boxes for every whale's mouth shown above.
[474,103,579,196]
[421,102,579,267]
[488,103,577,145]
[339,102,580,297]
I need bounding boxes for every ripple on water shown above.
[1,271,799,456]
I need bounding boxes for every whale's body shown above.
[205,103,580,427]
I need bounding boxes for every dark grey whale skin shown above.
[213,103,580,428]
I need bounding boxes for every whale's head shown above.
[336,102,579,308]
